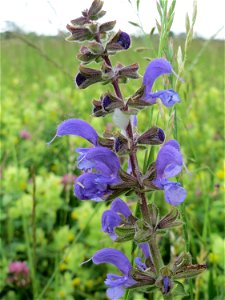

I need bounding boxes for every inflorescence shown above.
[49,1,206,299]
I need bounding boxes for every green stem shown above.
[148,235,164,274]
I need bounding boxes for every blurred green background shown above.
[0,30,224,300]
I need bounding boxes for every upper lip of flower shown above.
[48,118,99,146]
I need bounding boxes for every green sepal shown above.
[88,0,104,17]
[173,264,207,279]
[99,21,116,32]
[134,227,153,243]
[114,225,135,242]
[88,42,104,54]
[66,25,93,42]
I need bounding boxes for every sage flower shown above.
[153,140,187,205]
[75,147,121,201]
[142,58,181,107]
[92,248,136,299]
[101,198,132,240]
[48,118,99,146]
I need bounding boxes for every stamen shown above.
[172,69,184,83]
[77,181,85,188]
[46,134,57,145]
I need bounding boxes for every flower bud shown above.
[118,63,140,79]
[102,94,124,111]
[88,42,104,54]
[173,252,192,273]
[106,31,131,52]
[92,100,107,117]
[173,264,207,279]
[88,0,104,17]
[75,66,102,89]
[137,127,165,145]
[92,93,124,117]
[66,24,93,42]
[157,208,183,230]
[77,46,96,63]
[114,134,129,153]
[162,276,171,294]
[99,20,116,33]
[131,269,156,285]
[71,16,88,26]
[117,31,131,49]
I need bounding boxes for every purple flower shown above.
[101,198,132,240]
[75,147,121,201]
[134,243,151,272]
[139,243,151,259]
[117,32,131,49]
[142,58,181,107]
[162,276,171,294]
[92,248,136,299]
[48,118,99,146]
[153,140,187,205]
[8,261,30,287]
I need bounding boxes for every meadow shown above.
[0,30,224,300]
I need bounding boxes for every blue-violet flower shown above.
[75,146,121,201]
[92,248,136,299]
[153,140,187,205]
[101,198,132,240]
[142,58,181,107]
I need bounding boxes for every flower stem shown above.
[148,235,164,274]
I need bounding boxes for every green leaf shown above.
[156,2,162,18]
[150,27,155,36]
[136,0,140,11]
[128,21,141,28]
[186,13,190,33]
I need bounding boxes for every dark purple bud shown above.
[115,137,122,152]
[117,32,131,49]
[114,134,129,153]
[137,127,165,145]
[102,95,111,111]
[158,128,165,142]
[76,73,87,87]
[163,276,171,294]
